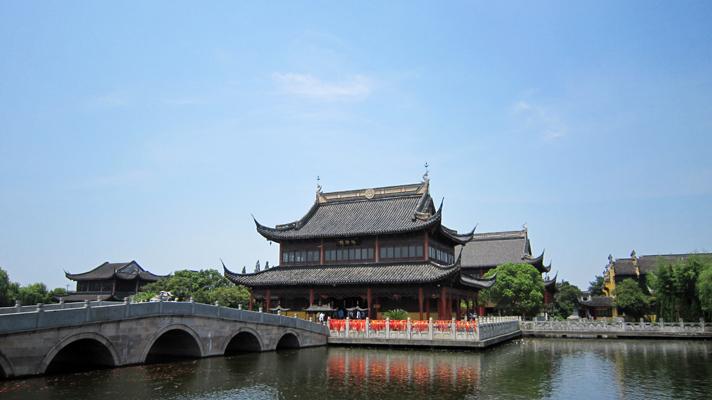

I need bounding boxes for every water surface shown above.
[1,339,710,399]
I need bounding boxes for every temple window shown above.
[380,244,424,261]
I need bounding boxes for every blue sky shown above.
[1,1,711,291]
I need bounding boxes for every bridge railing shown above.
[520,319,709,334]
[0,300,328,336]
[0,300,124,315]
[328,316,520,342]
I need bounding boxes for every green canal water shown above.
[1,339,710,399]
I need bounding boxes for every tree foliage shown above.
[651,255,712,321]
[588,275,605,296]
[139,269,250,308]
[614,278,650,320]
[383,309,409,320]
[0,268,14,306]
[552,281,582,319]
[698,266,712,316]
[481,263,544,318]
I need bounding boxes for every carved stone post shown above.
[407,318,412,339]
[35,303,44,329]
[366,317,371,338]
[84,300,91,322]
[428,317,433,340]
[346,317,350,337]
[385,317,390,339]
[451,317,456,339]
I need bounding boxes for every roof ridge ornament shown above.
[316,175,322,194]
[422,162,430,182]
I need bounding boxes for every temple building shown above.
[581,251,712,318]
[458,229,557,314]
[62,261,166,302]
[224,178,496,320]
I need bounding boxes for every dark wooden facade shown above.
[225,180,495,320]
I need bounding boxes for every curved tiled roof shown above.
[65,261,167,282]
[458,229,550,273]
[224,261,494,289]
[253,181,473,244]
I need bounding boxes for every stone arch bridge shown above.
[0,300,328,378]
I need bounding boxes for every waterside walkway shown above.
[521,319,712,339]
[327,317,521,348]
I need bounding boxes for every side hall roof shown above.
[457,229,551,273]
[65,261,167,282]
[253,181,474,244]
[612,252,712,276]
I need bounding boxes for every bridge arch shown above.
[40,332,119,375]
[143,324,204,363]
[0,350,14,379]
[276,330,301,350]
[224,327,264,355]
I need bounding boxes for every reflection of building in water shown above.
[326,348,481,391]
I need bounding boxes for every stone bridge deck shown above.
[0,300,328,378]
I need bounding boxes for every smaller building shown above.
[578,291,614,318]
[458,228,557,314]
[63,261,166,302]
[597,251,712,318]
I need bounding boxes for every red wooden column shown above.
[265,289,271,311]
[456,296,461,319]
[418,287,424,320]
[249,294,254,311]
[319,239,324,265]
[426,291,431,320]
[367,288,373,319]
[309,288,315,306]
[375,237,380,262]
[423,232,429,261]
[439,287,447,319]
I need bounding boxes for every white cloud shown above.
[513,100,567,141]
[272,73,373,101]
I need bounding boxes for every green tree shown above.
[140,269,249,308]
[697,264,712,318]
[48,287,67,301]
[480,263,544,318]
[588,275,605,296]
[651,255,711,321]
[132,291,157,302]
[16,283,50,305]
[383,309,409,320]
[614,278,650,320]
[552,281,582,319]
[0,268,14,306]
[208,286,250,308]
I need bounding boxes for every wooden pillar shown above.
[426,292,431,320]
[424,232,429,261]
[439,286,447,319]
[367,288,373,319]
[249,294,254,311]
[456,296,461,319]
[375,237,380,262]
[265,289,271,311]
[447,289,452,319]
[418,287,424,320]
[320,239,324,265]
[309,288,315,306]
